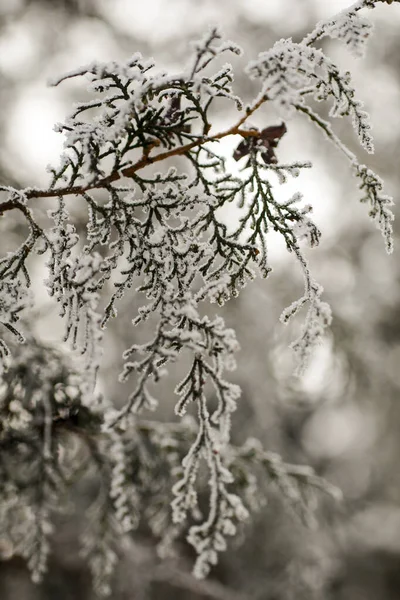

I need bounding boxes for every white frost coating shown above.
[246,39,374,153]
[357,164,395,254]
[303,0,373,54]
[322,11,373,57]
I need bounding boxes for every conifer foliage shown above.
[0,0,397,594]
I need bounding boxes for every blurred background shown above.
[1,0,400,598]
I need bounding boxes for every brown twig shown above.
[9,94,268,204]
[0,199,33,218]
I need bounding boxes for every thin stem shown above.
[0,94,268,207]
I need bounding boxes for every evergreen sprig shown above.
[0,0,396,593]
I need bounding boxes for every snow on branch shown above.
[246,39,374,152]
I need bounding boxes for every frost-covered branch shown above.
[0,1,397,593]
